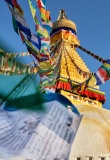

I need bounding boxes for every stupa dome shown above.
[52,9,77,32]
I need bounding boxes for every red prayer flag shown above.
[37,0,46,9]
[12,0,23,15]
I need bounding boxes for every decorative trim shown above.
[56,80,106,102]
[51,26,77,37]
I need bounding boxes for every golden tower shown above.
[51,9,105,107]
[50,9,110,159]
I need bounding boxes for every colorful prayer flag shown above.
[42,20,53,32]
[5,0,23,15]
[36,0,46,9]
[28,0,36,19]
[26,45,40,62]
[12,0,23,16]
[28,32,41,51]
[0,52,34,75]
[25,39,40,56]
[5,0,14,8]
[9,6,31,39]
[40,36,50,55]
[41,37,50,45]
[12,14,19,34]
[41,43,50,52]
[76,58,110,91]
[34,16,40,25]
[94,59,110,85]
[40,7,50,23]
[36,24,49,38]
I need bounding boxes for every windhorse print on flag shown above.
[0,93,82,160]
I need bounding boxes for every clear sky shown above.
[1,0,110,109]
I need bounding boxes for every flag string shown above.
[75,44,106,63]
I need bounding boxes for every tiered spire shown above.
[50,9,105,105]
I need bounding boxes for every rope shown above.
[75,44,106,63]
[0,74,34,110]
[20,54,39,96]
[20,73,38,96]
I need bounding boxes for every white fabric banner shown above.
[0,100,82,160]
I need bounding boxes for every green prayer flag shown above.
[7,93,45,111]
[0,93,45,111]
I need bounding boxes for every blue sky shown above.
[1,0,110,109]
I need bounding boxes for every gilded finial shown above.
[57,9,67,20]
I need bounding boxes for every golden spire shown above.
[57,9,67,20]
[52,9,77,32]
[50,10,105,106]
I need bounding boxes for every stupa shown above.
[50,9,110,160]
[1,3,110,159]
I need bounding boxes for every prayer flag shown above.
[34,16,40,25]
[36,0,46,9]
[40,48,49,55]
[41,37,50,54]
[41,37,50,45]
[0,52,34,75]
[27,47,40,62]
[25,39,40,56]
[41,43,50,52]
[40,7,50,23]
[9,6,31,39]
[12,14,19,34]
[36,24,49,38]
[0,93,81,159]
[28,0,36,19]
[5,0,14,7]
[94,58,110,85]
[76,58,110,91]
[12,0,23,16]
[28,32,41,51]
[42,20,53,32]
[5,0,23,15]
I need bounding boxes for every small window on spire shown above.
[77,158,81,160]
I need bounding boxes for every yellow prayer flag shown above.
[87,75,97,87]
[25,39,40,57]
[28,0,36,18]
